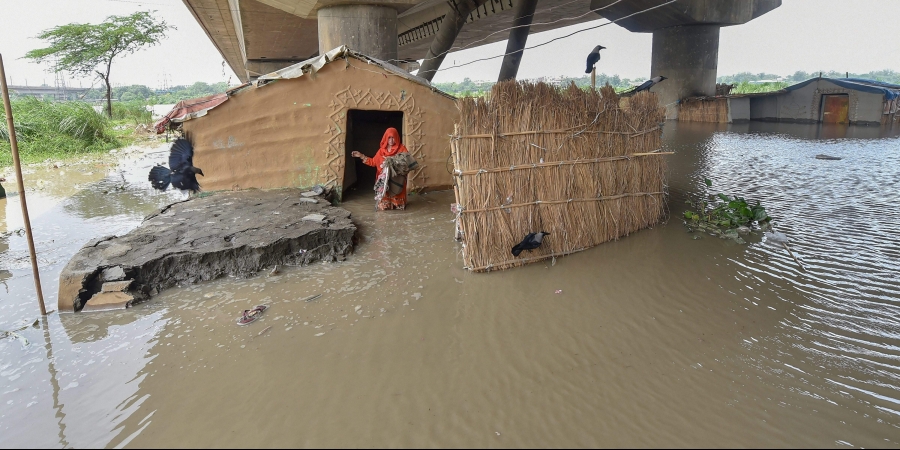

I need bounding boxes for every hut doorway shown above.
[343,109,403,200]
[821,94,849,124]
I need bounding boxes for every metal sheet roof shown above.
[785,77,900,100]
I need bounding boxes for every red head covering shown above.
[363,127,409,178]
[379,128,406,157]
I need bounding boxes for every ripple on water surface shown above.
[2,124,900,447]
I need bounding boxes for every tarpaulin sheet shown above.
[153,93,229,134]
[255,45,443,96]
[786,77,900,100]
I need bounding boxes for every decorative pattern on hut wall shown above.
[324,86,429,191]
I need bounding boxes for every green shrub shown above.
[730,81,788,94]
[0,97,118,167]
[111,100,152,124]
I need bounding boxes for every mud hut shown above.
[453,82,669,272]
[168,46,457,199]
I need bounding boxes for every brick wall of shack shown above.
[749,79,885,125]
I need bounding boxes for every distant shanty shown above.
[678,77,900,126]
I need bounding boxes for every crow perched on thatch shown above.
[584,45,606,74]
[511,232,550,257]
[148,138,204,195]
[622,75,667,97]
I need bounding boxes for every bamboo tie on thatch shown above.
[452,81,670,272]
[455,125,662,139]
[453,151,674,177]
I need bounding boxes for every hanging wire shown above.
[432,0,676,73]
[389,0,626,65]
[99,0,675,77]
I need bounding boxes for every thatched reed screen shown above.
[678,97,729,123]
[452,81,669,272]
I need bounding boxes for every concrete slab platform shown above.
[58,189,356,313]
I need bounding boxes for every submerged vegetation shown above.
[729,81,789,94]
[0,97,151,167]
[435,69,900,98]
[683,178,772,244]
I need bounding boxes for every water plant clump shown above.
[683,178,772,244]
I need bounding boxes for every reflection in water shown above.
[1,200,10,288]
[40,317,69,448]
[1,127,899,447]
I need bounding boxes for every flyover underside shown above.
[184,0,599,82]
[398,0,597,61]
[183,0,779,106]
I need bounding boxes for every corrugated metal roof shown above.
[784,77,900,100]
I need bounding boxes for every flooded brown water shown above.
[2,122,900,447]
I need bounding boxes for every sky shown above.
[1,0,899,88]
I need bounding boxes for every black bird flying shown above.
[148,138,204,194]
[511,232,550,257]
[584,45,606,74]
[623,75,667,96]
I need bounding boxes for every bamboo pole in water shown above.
[0,53,47,315]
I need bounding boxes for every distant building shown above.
[679,78,900,126]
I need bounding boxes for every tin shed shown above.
[748,78,900,125]
[176,46,458,200]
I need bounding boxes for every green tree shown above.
[25,11,172,117]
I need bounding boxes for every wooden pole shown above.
[591,67,596,91]
[0,53,47,315]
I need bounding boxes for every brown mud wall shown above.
[183,59,457,197]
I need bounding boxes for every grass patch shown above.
[112,100,153,124]
[1,98,125,167]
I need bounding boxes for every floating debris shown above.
[815,154,842,160]
[765,230,805,271]
[237,305,269,326]
[302,294,322,303]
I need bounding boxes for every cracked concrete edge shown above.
[58,197,356,313]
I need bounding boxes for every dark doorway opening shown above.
[343,109,403,200]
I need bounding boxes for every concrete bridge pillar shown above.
[318,5,398,63]
[590,0,781,115]
[497,0,540,82]
[650,25,720,108]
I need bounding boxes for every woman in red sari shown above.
[351,127,408,210]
